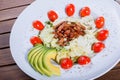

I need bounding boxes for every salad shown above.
[27,4,109,77]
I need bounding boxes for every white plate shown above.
[10,0,120,80]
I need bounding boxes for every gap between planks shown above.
[0,5,29,21]
[0,19,16,34]
[0,0,34,11]
[0,48,15,67]
[0,64,33,80]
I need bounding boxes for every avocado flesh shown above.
[28,45,43,67]
[27,44,61,76]
[34,46,45,75]
[38,47,52,77]
[43,48,60,76]
[27,45,43,71]
[28,44,42,61]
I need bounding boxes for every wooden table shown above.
[0,0,120,80]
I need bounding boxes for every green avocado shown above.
[27,44,43,71]
[34,46,45,75]
[38,47,53,77]
[28,44,42,61]
[27,44,61,76]
[43,48,60,76]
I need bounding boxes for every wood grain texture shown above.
[0,0,34,10]
[0,65,33,80]
[0,48,15,66]
[96,69,120,80]
[0,19,16,34]
[0,0,34,80]
[113,63,120,70]
[0,33,9,48]
[0,6,28,21]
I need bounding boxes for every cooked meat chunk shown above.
[53,21,86,46]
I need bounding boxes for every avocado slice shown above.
[27,44,43,71]
[29,46,43,66]
[28,44,42,61]
[38,47,53,77]
[43,48,60,76]
[33,46,45,75]
[27,44,60,76]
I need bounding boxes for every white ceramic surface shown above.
[10,0,120,80]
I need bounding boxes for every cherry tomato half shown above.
[77,56,91,65]
[92,42,105,53]
[32,20,44,31]
[60,58,73,69]
[47,10,58,22]
[30,36,42,45]
[80,7,91,17]
[96,30,109,41]
[65,4,75,16]
[95,16,105,29]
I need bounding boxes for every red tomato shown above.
[60,58,73,69]
[30,36,42,45]
[80,7,91,17]
[95,16,105,29]
[65,4,75,16]
[92,42,105,53]
[32,20,44,30]
[47,10,58,22]
[78,56,91,65]
[96,30,109,41]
